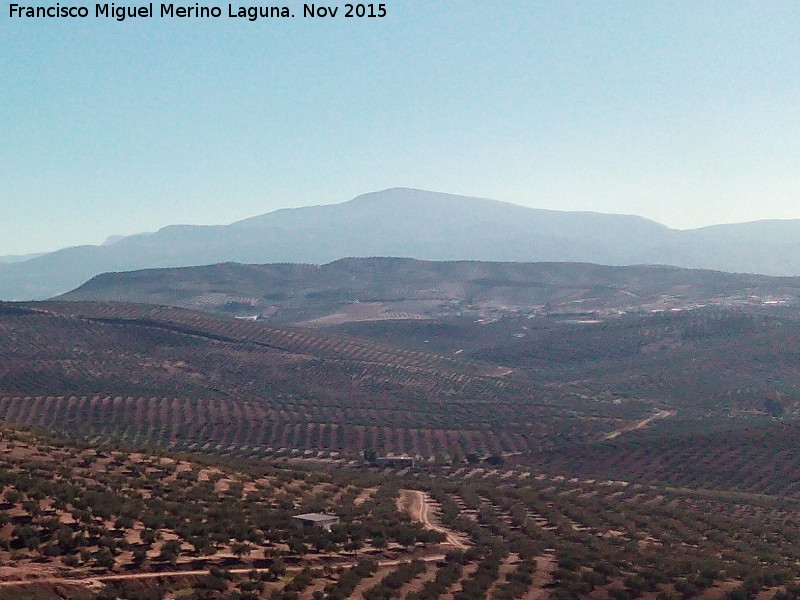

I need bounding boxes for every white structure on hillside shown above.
[292,513,340,531]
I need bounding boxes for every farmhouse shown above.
[292,513,340,531]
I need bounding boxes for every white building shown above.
[292,513,341,531]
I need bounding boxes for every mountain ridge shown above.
[58,258,800,325]
[5,187,800,300]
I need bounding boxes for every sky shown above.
[2,1,800,255]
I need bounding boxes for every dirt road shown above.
[603,409,676,440]
[399,489,469,550]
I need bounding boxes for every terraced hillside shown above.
[0,301,602,459]
[5,293,800,598]
[0,425,448,599]
[519,421,800,498]
[416,465,800,600]
[342,308,800,419]
[5,300,800,462]
[2,425,800,600]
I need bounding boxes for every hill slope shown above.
[5,299,800,459]
[0,301,586,457]
[59,258,800,323]
[7,187,800,300]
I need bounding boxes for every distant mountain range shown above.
[0,252,45,264]
[6,187,800,300]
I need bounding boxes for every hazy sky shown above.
[2,1,799,255]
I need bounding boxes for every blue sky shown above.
[2,1,799,254]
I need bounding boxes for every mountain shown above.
[58,258,800,324]
[0,252,45,264]
[6,187,800,300]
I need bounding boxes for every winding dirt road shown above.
[399,489,468,550]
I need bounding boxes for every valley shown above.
[9,0,799,594]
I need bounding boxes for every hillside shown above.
[4,299,800,462]
[0,300,522,396]
[7,188,800,300]
[0,425,447,599]
[340,308,800,422]
[58,258,800,324]
[1,301,597,458]
[5,301,800,598]
[5,425,800,600]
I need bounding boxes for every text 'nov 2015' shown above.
[7,3,388,21]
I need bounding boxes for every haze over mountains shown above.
[6,188,800,300]
[0,252,45,264]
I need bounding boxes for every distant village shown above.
[447,293,799,326]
